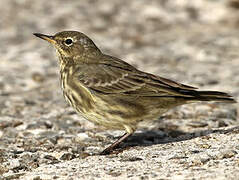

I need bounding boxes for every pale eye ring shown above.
[64,38,73,46]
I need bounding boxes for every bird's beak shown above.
[33,33,56,44]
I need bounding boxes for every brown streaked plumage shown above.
[34,31,236,155]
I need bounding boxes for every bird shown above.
[33,31,236,155]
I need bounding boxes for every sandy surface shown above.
[0,0,239,179]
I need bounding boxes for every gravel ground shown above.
[0,0,239,179]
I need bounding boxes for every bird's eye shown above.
[64,38,73,46]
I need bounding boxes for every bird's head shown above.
[34,31,101,61]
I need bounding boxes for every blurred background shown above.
[1,0,239,95]
[0,0,239,178]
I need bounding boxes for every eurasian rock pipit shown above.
[34,31,236,155]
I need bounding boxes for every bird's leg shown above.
[100,132,133,155]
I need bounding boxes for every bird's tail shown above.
[182,90,236,103]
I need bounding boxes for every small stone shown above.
[190,154,210,166]
[44,155,58,162]
[44,121,53,129]
[198,143,211,149]
[218,120,228,127]
[33,176,42,180]
[31,72,45,83]
[3,173,26,180]
[106,170,122,177]
[60,153,76,161]
[187,121,208,128]
[76,133,89,141]
[9,159,20,169]
[0,165,8,175]
[120,156,143,162]
[219,149,237,159]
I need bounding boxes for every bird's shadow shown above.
[113,126,239,150]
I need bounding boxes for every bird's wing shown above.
[73,56,197,97]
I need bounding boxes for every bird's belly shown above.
[81,95,157,130]
[62,85,177,130]
[62,88,144,130]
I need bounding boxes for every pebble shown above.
[190,154,210,165]
[218,149,237,159]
